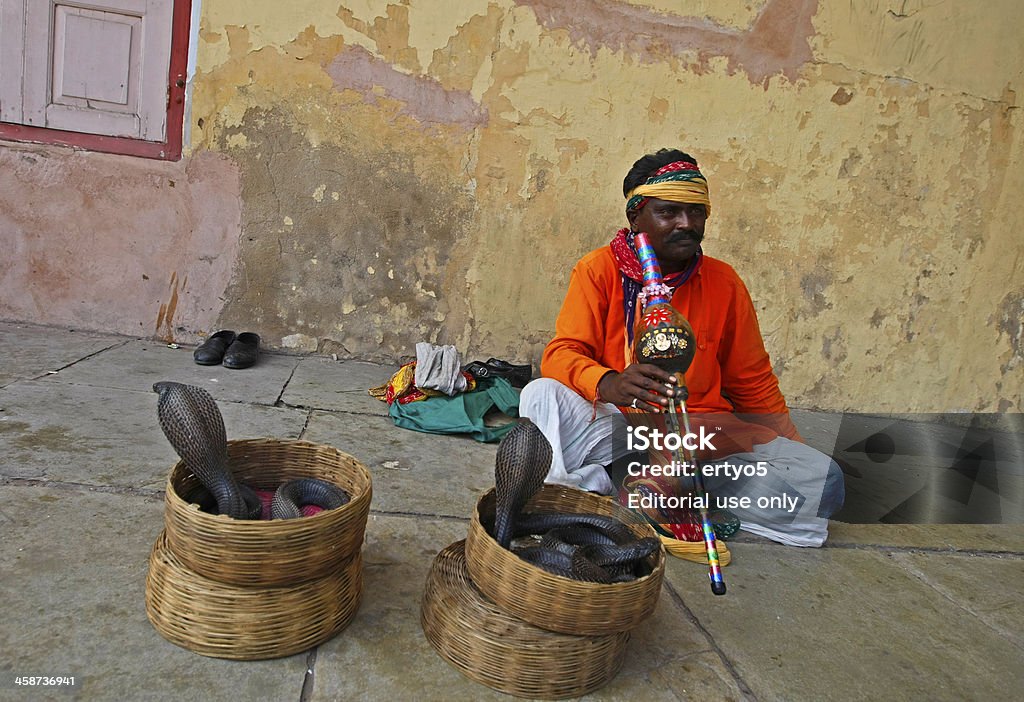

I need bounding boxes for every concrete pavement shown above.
[1,321,1021,701]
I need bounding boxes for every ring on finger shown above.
[630,397,639,409]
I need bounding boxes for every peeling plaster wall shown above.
[2,0,1022,413]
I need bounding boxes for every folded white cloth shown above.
[413,342,468,396]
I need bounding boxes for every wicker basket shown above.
[464,484,664,636]
[146,531,362,660]
[421,540,630,699]
[163,438,372,586]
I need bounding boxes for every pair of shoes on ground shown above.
[193,330,260,369]
[463,358,532,388]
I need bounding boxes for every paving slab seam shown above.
[295,408,315,440]
[0,339,133,390]
[731,535,1024,558]
[15,377,173,395]
[277,400,383,418]
[823,541,1024,559]
[0,476,164,499]
[299,647,317,702]
[273,360,303,406]
[661,578,758,701]
[886,551,1024,651]
[367,508,471,523]
[31,339,133,378]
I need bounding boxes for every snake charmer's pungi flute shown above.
[630,232,726,595]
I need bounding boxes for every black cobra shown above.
[491,419,659,582]
[153,381,349,519]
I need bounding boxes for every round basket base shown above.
[421,540,629,700]
[146,530,361,660]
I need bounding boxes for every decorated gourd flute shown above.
[632,231,726,596]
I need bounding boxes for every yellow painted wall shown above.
[6,0,1017,414]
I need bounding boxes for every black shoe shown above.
[463,361,493,380]
[485,358,532,388]
[193,330,236,365]
[223,332,260,369]
[464,358,532,388]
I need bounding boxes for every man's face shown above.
[627,197,707,273]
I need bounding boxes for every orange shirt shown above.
[541,246,801,443]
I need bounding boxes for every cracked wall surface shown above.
[1,0,1021,412]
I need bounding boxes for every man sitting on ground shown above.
[520,148,844,547]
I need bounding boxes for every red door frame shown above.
[0,0,192,161]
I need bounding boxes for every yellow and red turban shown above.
[626,160,711,217]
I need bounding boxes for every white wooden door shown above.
[1,0,174,141]
[0,0,27,123]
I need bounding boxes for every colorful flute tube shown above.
[633,232,672,306]
[632,230,722,594]
[667,397,727,596]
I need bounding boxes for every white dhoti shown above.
[519,378,845,547]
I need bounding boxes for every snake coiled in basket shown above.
[153,381,349,519]
[492,419,659,582]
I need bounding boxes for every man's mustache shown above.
[668,230,704,243]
